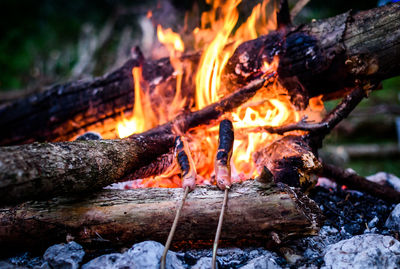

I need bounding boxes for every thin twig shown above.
[160,187,190,269]
[291,0,311,21]
[255,87,366,142]
[212,188,229,269]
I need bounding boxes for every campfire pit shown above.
[1,0,400,268]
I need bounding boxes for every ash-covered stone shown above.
[367,172,400,192]
[81,253,131,269]
[179,247,282,268]
[239,253,282,269]
[323,234,400,269]
[43,241,85,269]
[385,203,400,231]
[191,257,215,269]
[34,262,51,269]
[128,241,183,269]
[82,241,183,269]
[75,132,102,141]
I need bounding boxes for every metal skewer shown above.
[161,136,196,269]
[212,119,234,269]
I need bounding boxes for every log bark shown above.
[0,77,270,204]
[0,53,199,146]
[0,135,172,205]
[0,181,323,255]
[1,3,400,145]
[225,3,400,106]
[321,162,400,203]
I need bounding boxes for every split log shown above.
[0,77,271,204]
[0,181,323,255]
[1,3,400,145]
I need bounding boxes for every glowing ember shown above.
[116,0,324,188]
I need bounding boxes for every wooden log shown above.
[0,52,199,146]
[253,87,365,191]
[321,162,400,203]
[0,135,173,205]
[225,3,400,106]
[0,77,271,204]
[0,181,324,255]
[254,135,322,191]
[1,3,400,145]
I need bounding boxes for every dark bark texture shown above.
[0,135,173,204]
[225,3,400,106]
[0,77,269,204]
[1,3,400,145]
[0,181,323,255]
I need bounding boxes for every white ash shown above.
[239,254,282,269]
[322,234,400,269]
[191,257,216,269]
[385,203,400,231]
[82,241,183,269]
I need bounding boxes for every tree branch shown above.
[256,86,367,143]
[321,162,400,203]
[0,75,275,204]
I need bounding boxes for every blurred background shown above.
[0,0,399,176]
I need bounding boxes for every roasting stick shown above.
[212,119,234,269]
[161,136,197,269]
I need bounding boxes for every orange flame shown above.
[117,67,158,138]
[115,0,324,187]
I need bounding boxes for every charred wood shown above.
[0,181,323,255]
[225,3,400,107]
[321,162,400,203]
[253,87,367,189]
[1,4,400,145]
[0,52,199,146]
[0,77,271,204]
[254,135,322,190]
[259,86,367,145]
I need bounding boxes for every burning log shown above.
[254,134,322,190]
[0,77,272,204]
[0,180,323,255]
[253,87,366,190]
[0,51,200,146]
[225,3,400,106]
[1,3,400,145]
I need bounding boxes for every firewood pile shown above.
[1,1,400,266]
